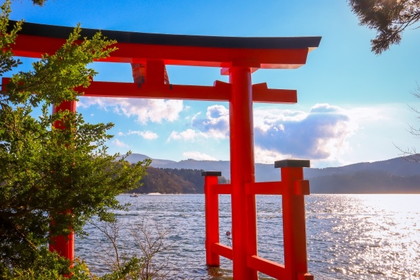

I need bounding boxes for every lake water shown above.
[76,194,420,280]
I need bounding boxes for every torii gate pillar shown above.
[49,100,76,263]
[229,66,258,279]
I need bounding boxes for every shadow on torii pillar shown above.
[5,21,321,280]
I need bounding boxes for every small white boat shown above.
[147,192,162,196]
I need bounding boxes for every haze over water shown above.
[77,194,420,279]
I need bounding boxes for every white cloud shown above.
[254,146,289,164]
[254,104,354,160]
[254,108,306,132]
[183,151,217,161]
[192,105,229,138]
[85,95,408,166]
[127,130,158,140]
[255,103,414,166]
[112,139,130,149]
[168,129,207,142]
[172,103,357,163]
[169,105,230,142]
[79,97,183,124]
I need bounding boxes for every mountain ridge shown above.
[126,153,420,193]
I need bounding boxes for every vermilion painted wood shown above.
[49,232,74,261]
[246,181,285,195]
[209,183,232,195]
[80,81,297,103]
[247,255,286,279]
[203,165,313,280]
[1,78,297,103]
[81,81,231,100]
[294,180,311,195]
[49,101,76,263]
[252,83,297,103]
[281,166,312,280]
[12,34,308,67]
[9,21,320,68]
[7,21,320,279]
[212,243,234,260]
[204,175,220,266]
[11,36,314,69]
[244,180,310,195]
[229,66,258,280]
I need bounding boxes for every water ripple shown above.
[76,194,420,279]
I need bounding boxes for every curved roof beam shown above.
[9,21,321,69]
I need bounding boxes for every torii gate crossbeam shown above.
[5,21,321,280]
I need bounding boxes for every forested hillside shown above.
[132,167,227,194]
[126,154,420,193]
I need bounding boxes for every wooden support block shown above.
[201,171,222,177]
[294,180,310,195]
[275,159,310,168]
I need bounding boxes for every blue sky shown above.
[9,0,420,167]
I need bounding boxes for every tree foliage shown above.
[349,0,420,53]
[0,0,149,278]
[136,167,227,194]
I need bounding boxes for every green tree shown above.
[349,0,420,54]
[0,1,149,278]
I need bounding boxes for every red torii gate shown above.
[7,21,321,279]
